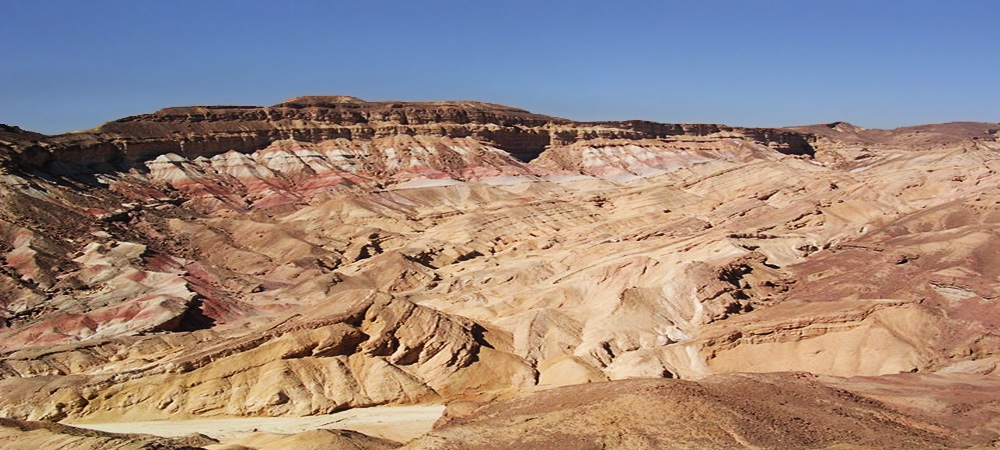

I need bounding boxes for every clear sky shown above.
[1,0,997,134]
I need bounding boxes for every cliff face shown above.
[2,98,1000,447]
[3,96,813,172]
[6,97,563,169]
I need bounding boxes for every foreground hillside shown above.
[1,97,999,448]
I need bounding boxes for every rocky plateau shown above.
[1,97,1000,448]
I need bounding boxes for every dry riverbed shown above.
[64,404,446,443]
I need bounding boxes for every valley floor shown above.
[65,404,444,443]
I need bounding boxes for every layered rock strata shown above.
[1,98,1000,446]
[2,97,812,172]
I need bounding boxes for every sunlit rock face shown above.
[2,102,1000,447]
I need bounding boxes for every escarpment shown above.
[3,96,814,173]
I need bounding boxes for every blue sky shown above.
[1,0,997,134]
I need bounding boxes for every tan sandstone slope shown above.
[1,100,1000,447]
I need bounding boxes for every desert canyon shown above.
[1,96,1000,449]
